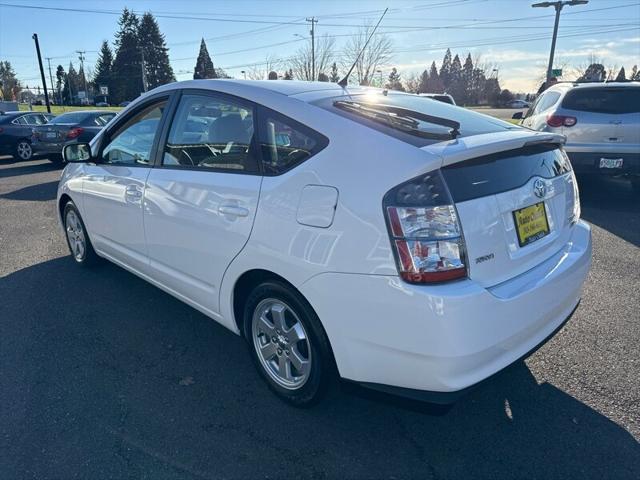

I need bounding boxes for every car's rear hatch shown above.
[558,86,640,148]
[422,131,578,288]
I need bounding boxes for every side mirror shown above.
[63,142,92,162]
[512,111,524,120]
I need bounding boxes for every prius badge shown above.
[533,179,546,199]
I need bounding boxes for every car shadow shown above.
[578,175,639,247]
[1,257,638,479]
[0,180,58,201]
[0,158,62,179]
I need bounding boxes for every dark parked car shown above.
[32,110,117,163]
[0,111,55,160]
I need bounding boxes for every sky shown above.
[1,0,639,93]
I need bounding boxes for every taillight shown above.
[547,115,577,128]
[384,171,467,284]
[66,127,84,139]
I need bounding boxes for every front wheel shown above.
[63,202,100,266]
[244,281,335,406]
[14,140,33,161]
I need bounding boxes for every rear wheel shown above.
[244,281,335,406]
[63,202,99,266]
[14,140,33,161]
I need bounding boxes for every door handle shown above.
[218,205,249,217]
[125,185,143,199]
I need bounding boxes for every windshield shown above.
[50,112,90,124]
[316,91,517,147]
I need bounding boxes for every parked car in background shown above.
[514,82,640,191]
[419,93,456,105]
[119,101,131,107]
[32,110,117,163]
[506,99,530,109]
[95,101,110,107]
[58,79,591,406]
[0,111,55,160]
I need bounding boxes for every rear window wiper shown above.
[333,100,461,140]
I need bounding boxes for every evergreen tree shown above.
[385,67,404,91]
[55,65,65,103]
[329,62,339,83]
[193,38,216,79]
[418,69,429,93]
[615,66,626,82]
[439,49,452,89]
[426,61,444,93]
[93,41,113,100]
[62,62,79,105]
[138,12,175,89]
[448,54,463,103]
[631,65,639,80]
[111,8,141,103]
[283,68,294,80]
[0,61,21,100]
[462,53,474,105]
[485,77,502,107]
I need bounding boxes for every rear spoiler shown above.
[421,131,566,167]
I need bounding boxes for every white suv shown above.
[58,80,592,406]
[516,82,640,190]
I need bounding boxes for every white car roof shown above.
[152,79,369,97]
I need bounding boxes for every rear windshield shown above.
[50,112,90,124]
[441,145,572,202]
[562,87,640,114]
[316,91,516,147]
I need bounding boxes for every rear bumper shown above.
[32,140,65,155]
[300,221,591,399]
[566,150,640,176]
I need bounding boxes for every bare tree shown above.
[341,24,393,85]
[247,54,281,80]
[290,34,335,81]
[403,72,420,94]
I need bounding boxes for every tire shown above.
[14,139,33,161]
[63,201,100,267]
[244,281,335,407]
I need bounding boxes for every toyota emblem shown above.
[533,179,546,199]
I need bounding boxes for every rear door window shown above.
[163,93,259,173]
[535,91,561,113]
[562,87,640,114]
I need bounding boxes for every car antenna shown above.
[338,8,388,88]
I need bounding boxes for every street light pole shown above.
[306,17,317,81]
[532,1,588,82]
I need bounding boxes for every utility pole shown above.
[532,0,588,82]
[306,17,318,81]
[45,57,58,106]
[139,48,148,93]
[31,34,51,113]
[76,50,88,103]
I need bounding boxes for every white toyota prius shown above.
[58,80,591,406]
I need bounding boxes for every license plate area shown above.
[599,157,623,169]
[45,132,57,139]
[513,202,550,247]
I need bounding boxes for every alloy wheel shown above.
[65,209,86,261]
[252,298,312,390]
[17,141,32,160]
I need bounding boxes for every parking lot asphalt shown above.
[1,156,639,480]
